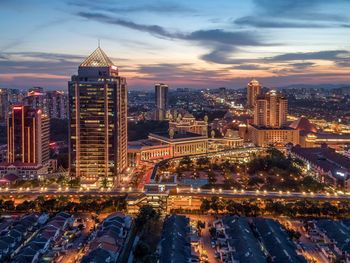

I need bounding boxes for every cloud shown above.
[77,12,176,38]
[235,16,330,28]
[268,50,350,62]
[68,1,194,14]
[232,64,271,70]
[234,0,350,28]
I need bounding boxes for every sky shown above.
[1,0,350,90]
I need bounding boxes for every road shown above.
[1,186,350,202]
[187,214,218,263]
[58,213,96,263]
[280,219,329,263]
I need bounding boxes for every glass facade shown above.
[69,48,128,184]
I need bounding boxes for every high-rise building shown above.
[46,91,67,119]
[23,88,47,113]
[155,83,168,121]
[0,88,9,123]
[248,90,298,147]
[7,105,50,165]
[247,79,261,108]
[253,90,288,128]
[68,47,128,185]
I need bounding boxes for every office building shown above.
[68,47,128,185]
[155,83,168,121]
[247,79,261,108]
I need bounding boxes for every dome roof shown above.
[248,78,260,86]
[183,113,194,119]
[289,117,317,133]
[224,129,239,138]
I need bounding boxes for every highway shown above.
[1,186,350,201]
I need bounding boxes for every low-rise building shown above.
[289,145,350,186]
[158,214,192,263]
[248,124,300,147]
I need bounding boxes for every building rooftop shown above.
[223,216,266,263]
[79,47,115,68]
[159,214,191,263]
[253,218,306,263]
[289,117,317,133]
[291,145,350,178]
[150,131,205,140]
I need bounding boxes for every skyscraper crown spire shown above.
[79,47,114,67]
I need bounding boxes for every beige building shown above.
[169,113,208,136]
[248,89,299,147]
[247,79,261,108]
[254,90,288,128]
[248,125,299,147]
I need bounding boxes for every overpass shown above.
[1,186,350,202]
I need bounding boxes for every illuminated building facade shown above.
[155,83,168,121]
[208,129,244,152]
[249,90,298,147]
[253,90,288,128]
[69,47,128,184]
[23,87,47,113]
[128,115,209,166]
[247,79,261,108]
[169,113,208,136]
[0,105,50,178]
[0,88,9,123]
[46,91,67,119]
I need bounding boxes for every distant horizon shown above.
[1,0,350,90]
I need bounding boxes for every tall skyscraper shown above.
[0,88,9,123]
[155,83,168,121]
[68,47,128,185]
[247,79,261,108]
[7,105,50,165]
[46,91,67,119]
[253,90,288,128]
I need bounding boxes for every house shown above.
[81,247,117,263]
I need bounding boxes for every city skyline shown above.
[1,0,350,90]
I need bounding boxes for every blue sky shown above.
[1,0,350,90]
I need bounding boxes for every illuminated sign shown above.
[336,171,345,177]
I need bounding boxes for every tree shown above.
[101,177,109,188]
[135,205,160,231]
[133,240,150,260]
[197,157,209,169]
[200,199,211,213]
[69,177,81,188]
[179,156,193,170]
[208,170,217,184]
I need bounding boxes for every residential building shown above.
[46,91,67,119]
